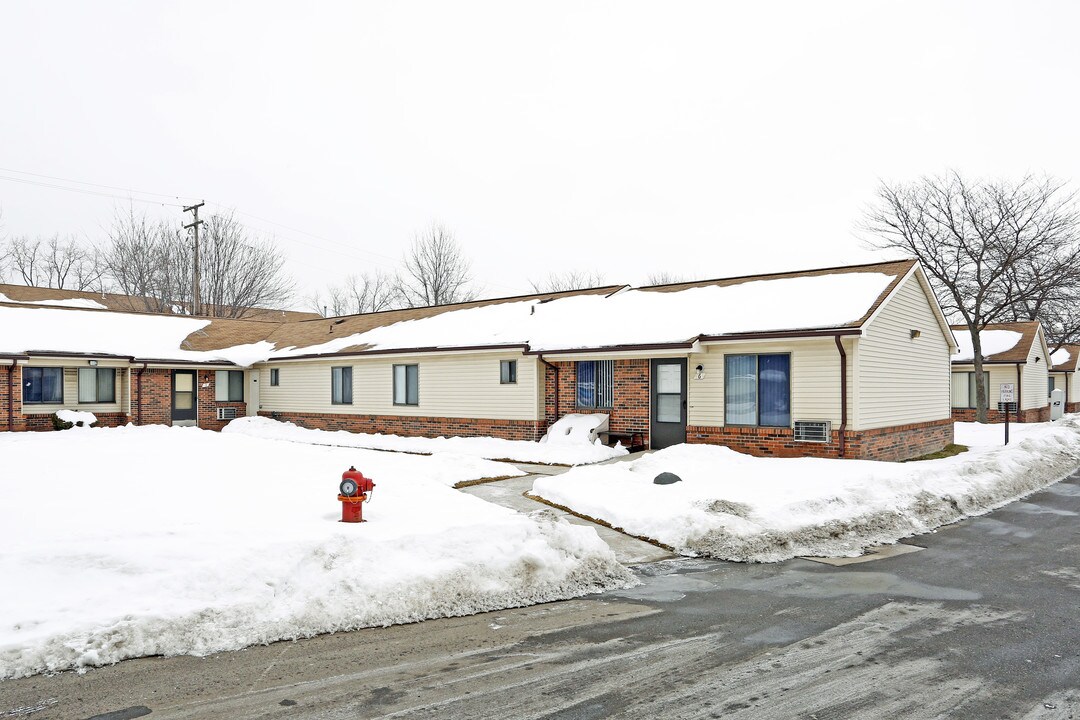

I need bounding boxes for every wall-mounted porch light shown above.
[910,329,921,339]
[88,359,98,366]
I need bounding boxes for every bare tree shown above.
[398,224,475,307]
[104,208,293,317]
[863,171,1080,422]
[2,234,105,290]
[103,208,187,312]
[529,269,607,293]
[197,212,293,318]
[645,271,694,285]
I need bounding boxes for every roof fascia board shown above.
[266,344,531,363]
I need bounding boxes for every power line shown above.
[0,165,530,293]
[0,174,186,208]
[0,166,201,203]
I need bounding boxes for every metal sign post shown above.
[1000,383,1015,445]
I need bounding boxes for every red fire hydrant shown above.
[338,466,375,523]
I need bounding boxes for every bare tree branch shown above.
[862,171,1080,421]
[398,224,475,307]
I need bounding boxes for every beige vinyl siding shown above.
[951,364,1022,407]
[22,365,125,415]
[258,352,542,421]
[856,274,952,430]
[687,337,852,427]
[1022,330,1050,410]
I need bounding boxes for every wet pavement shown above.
[3,468,1080,719]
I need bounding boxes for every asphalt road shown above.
[3,469,1079,720]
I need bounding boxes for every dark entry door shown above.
[651,359,687,449]
[171,370,197,424]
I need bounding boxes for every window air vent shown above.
[793,420,830,443]
[217,407,239,421]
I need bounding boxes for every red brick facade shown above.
[1067,402,1080,414]
[687,418,954,462]
[259,410,546,442]
[951,406,1050,424]
[3,365,246,432]
[2,364,24,432]
[544,359,650,446]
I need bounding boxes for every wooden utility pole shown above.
[183,202,205,316]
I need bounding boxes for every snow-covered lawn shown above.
[0,426,633,679]
[223,416,627,466]
[531,418,1080,563]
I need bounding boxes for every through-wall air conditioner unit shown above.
[793,420,830,443]
[217,407,239,421]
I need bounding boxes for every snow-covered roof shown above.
[0,259,921,365]
[0,283,319,322]
[1051,345,1080,372]
[267,260,916,358]
[951,322,1040,363]
[0,305,276,366]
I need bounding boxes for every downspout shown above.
[1016,363,1023,419]
[538,355,559,426]
[834,335,847,458]
[7,360,15,432]
[136,363,147,425]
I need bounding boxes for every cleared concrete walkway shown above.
[460,453,676,565]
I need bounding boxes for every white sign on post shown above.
[1000,383,1016,403]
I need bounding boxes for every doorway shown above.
[650,359,687,449]
[171,370,197,426]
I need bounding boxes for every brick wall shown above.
[687,418,954,461]
[1067,402,1080,414]
[544,359,650,445]
[197,370,247,431]
[131,368,172,426]
[951,406,1050,423]
[1,364,24,432]
[23,412,131,431]
[260,411,545,442]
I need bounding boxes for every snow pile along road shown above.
[224,416,627,466]
[0,427,634,679]
[531,418,1080,562]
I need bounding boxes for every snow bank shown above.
[540,413,609,445]
[224,416,627,466]
[531,419,1080,562]
[54,409,97,426]
[0,427,633,679]
[953,328,1024,361]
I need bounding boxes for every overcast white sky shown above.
[1,1,1078,308]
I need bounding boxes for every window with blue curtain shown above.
[576,360,613,408]
[724,354,790,427]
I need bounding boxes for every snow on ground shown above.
[953,328,1024,361]
[531,418,1080,563]
[0,426,633,679]
[224,416,627,466]
[541,413,609,445]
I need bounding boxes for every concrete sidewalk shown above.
[460,453,675,565]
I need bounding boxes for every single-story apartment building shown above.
[0,259,959,460]
[950,321,1051,423]
[1050,344,1080,414]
